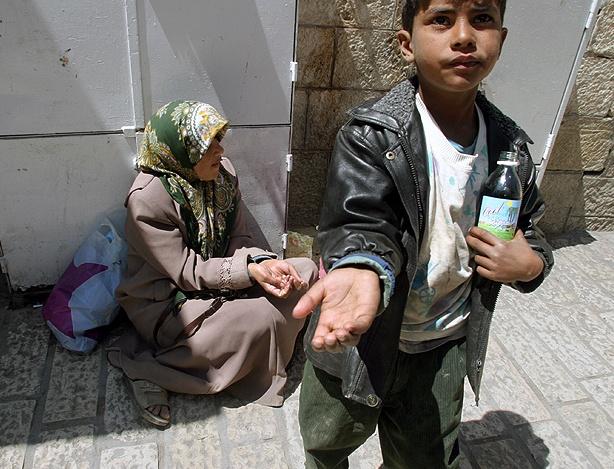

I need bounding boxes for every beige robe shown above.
[108,165,317,406]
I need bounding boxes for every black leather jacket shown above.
[304,78,554,408]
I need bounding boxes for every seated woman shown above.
[108,100,318,428]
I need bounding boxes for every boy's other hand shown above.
[466,227,545,283]
[292,267,380,353]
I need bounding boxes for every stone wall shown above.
[289,0,408,227]
[289,0,614,234]
[539,0,614,234]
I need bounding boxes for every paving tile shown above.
[223,401,278,445]
[348,431,382,468]
[480,339,551,424]
[559,401,614,467]
[228,440,288,469]
[517,420,594,469]
[280,388,306,469]
[163,393,222,469]
[31,425,95,469]
[43,345,101,423]
[471,439,534,469]
[582,375,614,420]
[491,300,587,403]
[0,400,36,469]
[461,394,507,441]
[99,443,158,469]
[103,365,152,443]
[0,310,49,398]
[517,304,611,379]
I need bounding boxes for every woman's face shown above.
[193,136,224,181]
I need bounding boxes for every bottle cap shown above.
[498,151,519,166]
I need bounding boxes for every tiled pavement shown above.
[0,230,612,468]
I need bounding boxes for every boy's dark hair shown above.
[401,0,507,31]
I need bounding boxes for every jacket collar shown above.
[349,76,533,149]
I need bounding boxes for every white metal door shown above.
[483,0,601,174]
[0,0,297,289]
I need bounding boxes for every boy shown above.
[292,1,554,468]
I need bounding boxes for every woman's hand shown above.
[248,259,308,298]
[466,227,545,283]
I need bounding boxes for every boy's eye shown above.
[432,15,451,26]
[474,14,494,23]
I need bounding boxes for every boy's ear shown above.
[397,29,414,64]
[499,27,508,56]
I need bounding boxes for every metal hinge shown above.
[281,233,288,250]
[286,153,293,172]
[121,125,137,138]
[290,61,298,82]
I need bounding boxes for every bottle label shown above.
[477,196,521,240]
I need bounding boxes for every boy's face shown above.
[398,0,507,95]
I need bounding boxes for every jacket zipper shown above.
[399,134,425,237]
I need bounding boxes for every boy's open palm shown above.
[293,267,380,353]
[466,227,544,283]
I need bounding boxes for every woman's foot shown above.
[124,376,171,428]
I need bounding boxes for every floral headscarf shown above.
[137,100,238,259]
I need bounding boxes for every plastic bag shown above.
[42,213,127,353]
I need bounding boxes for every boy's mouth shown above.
[449,56,481,68]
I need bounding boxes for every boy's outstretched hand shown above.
[466,227,544,283]
[293,267,380,353]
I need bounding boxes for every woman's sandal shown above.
[124,375,171,428]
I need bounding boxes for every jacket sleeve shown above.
[317,124,406,306]
[125,187,270,292]
[512,146,555,293]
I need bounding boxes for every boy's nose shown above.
[451,20,476,50]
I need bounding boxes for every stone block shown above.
[286,230,314,259]
[575,57,614,117]
[333,28,408,90]
[280,391,306,469]
[539,170,583,226]
[228,440,288,469]
[32,425,95,468]
[479,339,551,422]
[548,117,613,172]
[559,401,614,467]
[0,309,49,398]
[471,439,533,469]
[518,420,594,469]
[292,89,308,150]
[604,148,614,177]
[588,0,614,58]
[582,375,614,421]
[288,151,329,227]
[575,176,614,218]
[461,383,508,441]
[43,345,101,423]
[305,89,383,150]
[299,0,397,29]
[540,205,572,236]
[297,27,334,88]
[103,364,153,443]
[0,400,35,469]
[348,431,382,468]
[492,301,587,403]
[164,393,221,469]
[100,443,158,469]
[223,402,278,445]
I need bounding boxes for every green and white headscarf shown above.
[137,100,238,259]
